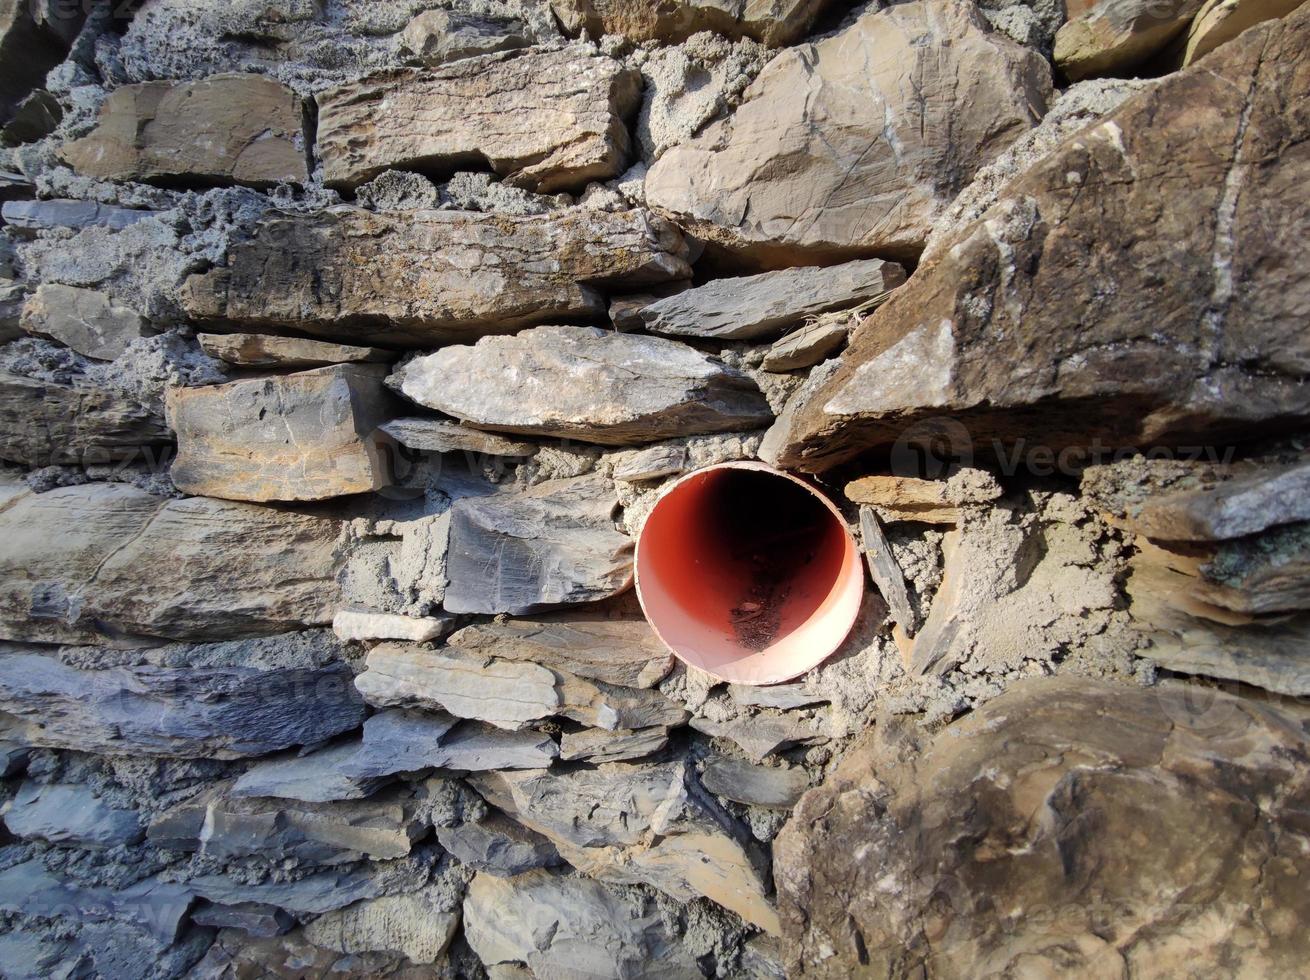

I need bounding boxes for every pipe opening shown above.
[635,463,864,685]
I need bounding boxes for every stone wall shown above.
[0,0,1308,977]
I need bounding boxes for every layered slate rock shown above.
[197,333,390,368]
[1055,0,1205,80]
[472,761,779,932]
[316,48,640,192]
[442,473,635,614]
[1,199,155,235]
[0,485,340,644]
[635,258,906,341]
[775,7,1310,472]
[166,364,395,502]
[378,418,537,457]
[0,634,365,758]
[549,0,832,45]
[464,869,702,976]
[3,782,145,848]
[391,325,772,447]
[434,813,562,877]
[180,208,691,347]
[645,0,1051,264]
[60,74,308,188]
[0,862,190,945]
[21,284,150,361]
[774,677,1310,976]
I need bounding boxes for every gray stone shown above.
[0,484,342,644]
[20,283,151,361]
[316,49,639,192]
[231,741,392,803]
[399,9,529,65]
[636,259,905,342]
[197,333,391,368]
[609,431,765,483]
[690,711,831,762]
[185,865,402,917]
[560,726,670,764]
[1125,460,1310,542]
[391,325,772,447]
[860,506,918,635]
[434,813,562,877]
[442,474,634,615]
[2,780,144,847]
[302,888,461,964]
[0,861,190,944]
[0,739,28,777]
[700,757,808,809]
[343,709,560,777]
[464,869,703,978]
[762,319,851,372]
[181,207,691,348]
[1,199,156,235]
[380,417,538,457]
[166,363,396,503]
[608,280,690,331]
[726,684,829,710]
[191,902,293,938]
[554,674,689,732]
[0,640,366,759]
[332,608,455,645]
[471,760,778,932]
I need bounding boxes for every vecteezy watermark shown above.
[889,416,1238,480]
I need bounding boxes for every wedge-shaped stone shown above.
[0,635,366,758]
[776,6,1310,472]
[3,781,144,848]
[435,813,562,877]
[166,364,395,502]
[197,333,390,368]
[1123,460,1310,542]
[60,73,308,187]
[1055,0,1205,80]
[471,761,780,932]
[549,0,832,45]
[316,48,640,192]
[761,319,851,373]
[645,0,1050,264]
[342,710,561,776]
[21,284,150,360]
[231,741,393,804]
[1178,0,1305,66]
[464,869,703,978]
[0,484,341,643]
[700,757,808,809]
[636,259,905,341]
[443,474,635,615]
[691,711,832,762]
[391,326,772,447]
[181,208,691,347]
[379,418,537,457]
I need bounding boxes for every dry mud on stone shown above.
[0,633,364,758]
[0,483,341,644]
[184,859,423,917]
[464,868,703,977]
[442,472,635,615]
[392,325,772,447]
[845,470,1003,525]
[20,284,151,361]
[635,258,906,341]
[645,0,1051,265]
[1055,0,1205,80]
[609,430,765,483]
[775,7,1310,472]
[551,0,830,45]
[181,207,691,347]
[2,781,144,848]
[60,74,309,188]
[316,48,640,192]
[472,760,779,932]
[197,333,390,368]
[379,418,537,457]
[775,676,1310,977]
[166,363,396,502]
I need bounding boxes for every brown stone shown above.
[645,0,1051,266]
[197,333,391,368]
[549,0,833,46]
[60,74,308,188]
[1177,0,1306,66]
[1055,0,1205,80]
[316,48,639,192]
[775,7,1310,472]
[774,676,1310,977]
[180,207,691,348]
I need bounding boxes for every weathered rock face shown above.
[166,364,396,502]
[2,781,144,848]
[434,813,562,877]
[60,74,308,188]
[645,0,1051,265]
[196,333,390,368]
[0,0,84,124]
[391,325,772,447]
[635,258,906,341]
[1055,0,1205,80]
[20,284,150,360]
[442,474,634,614]
[0,484,340,644]
[1177,0,1306,66]
[0,634,365,758]
[379,418,538,457]
[776,6,1310,472]
[774,677,1310,977]
[550,0,831,45]
[181,208,691,347]
[1,199,155,235]
[316,48,640,192]
[399,8,529,65]
[301,888,460,964]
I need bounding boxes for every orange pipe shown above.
[634,462,864,685]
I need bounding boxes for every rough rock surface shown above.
[776,7,1310,472]
[1177,0,1306,66]
[60,74,309,188]
[391,325,772,446]
[1,199,156,235]
[775,677,1310,976]
[435,813,562,877]
[379,418,537,457]
[20,284,150,361]
[550,0,832,45]
[301,888,460,964]
[1055,0,1205,80]
[2,781,145,848]
[399,9,529,66]
[167,364,396,502]
[197,333,390,368]
[0,484,340,643]
[316,48,640,192]
[181,208,691,347]
[645,0,1052,265]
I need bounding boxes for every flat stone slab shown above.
[379,417,538,457]
[197,333,391,368]
[1,199,156,235]
[21,284,150,361]
[700,756,809,809]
